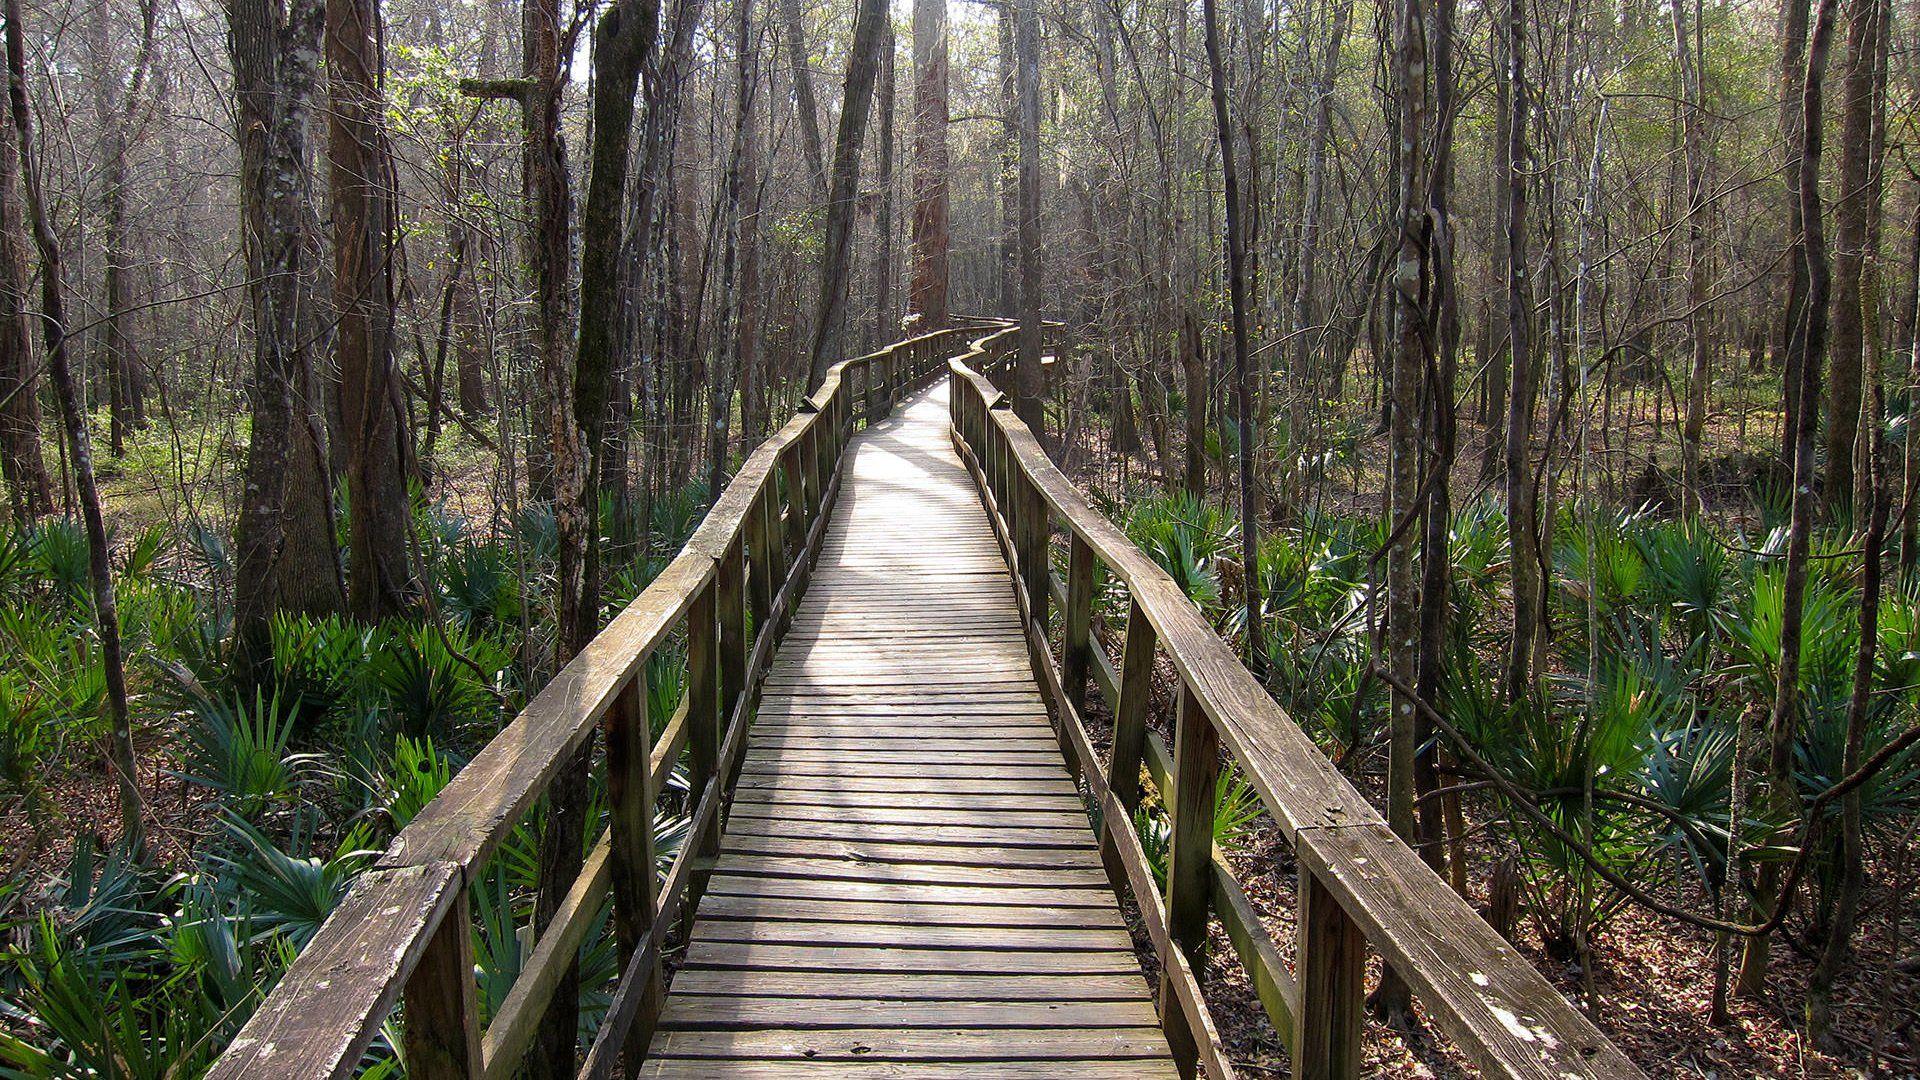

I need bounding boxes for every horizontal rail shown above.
[948,331,1642,1080]
[210,322,1001,1079]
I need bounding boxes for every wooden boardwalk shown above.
[643,383,1179,1078]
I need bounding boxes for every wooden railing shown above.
[949,328,1643,1080]
[207,323,992,1080]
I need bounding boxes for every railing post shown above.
[401,885,481,1079]
[1296,860,1365,1080]
[684,574,720,908]
[804,424,825,522]
[718,535,748,731]
[747,485,774,637]
[1160,683,1220,1077]
[1100,597,1157,887]
[1063,533,1095,714]
[605,675,660,1072]
[795,428,818,538]
[780,446,806,562]
[1019,478,1049,632]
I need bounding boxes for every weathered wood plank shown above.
[649,1027,1171,1061]
[658,996,1162,1030]
[640,1061,1180,1080]
[208,862,463,1080]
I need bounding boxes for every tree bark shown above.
[872,21,896,347]
[1501,0,1542,700]
[327,0,412,621]
[1740,0,1839,998]
[804,0,890,388]
[1672,0,1711,512]
[1824,0,1881,517]
[229,0,331,678]
[777,0,827,196]
[1012,0,1043,435]
[907,0,948,331]
[1200,0,1261,677]
[0,56,48,520]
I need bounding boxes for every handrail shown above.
[948,330,1643,1080]
[208,322,1000,1080]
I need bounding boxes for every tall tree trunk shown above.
[777,0,827,196]
[4,0,143,854]
[1180,309,1205,494]
[907,0,948,330]
[997,4,1017,318]
[1777,0,1811,466]
[86,0,155,457]
[1200,0,1261,677]
[1012,0,1043,435]
[1501,0,1541,700]
[737,88,766,445]
[1824,0,1880,517]
[1740,0,1839,998]
[1289,0,1349,421]
[0,60,48,520]
[548,2,658,1071]
[230,0,330,678]
[715,0,762,498]
[327,0,412,621]
[872,21,896,346]
[1417,0,1461,891]
[1808,372,1886,1043]
[1379,0,1429,1019]
[804,0,889,388]
[1673,0,1711,512]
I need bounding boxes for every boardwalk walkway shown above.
[643,383,1179,1077]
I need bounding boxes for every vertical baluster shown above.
[684,575,720,910]
[605,675,660,1070]
[780,446,805,562]
[795,428,819,537]
[1105,597,1157,811]
[1296,862,1364,1080]
[401,886,481,1079]
[803,424,825,522]
[1062,533,1095,714]
[1019,478,1048,631]
[747,485,774,639]
[1161,683,1220,1078]
[717,535,747,735]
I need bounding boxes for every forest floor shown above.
[1065,642,1918,1078]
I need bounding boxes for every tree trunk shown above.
[86,0,155,457]
[1501,0,1541,700]
[804,0,890,388]
[777,0,827,196]
[1384,0,1429,1023]
[1200,0,1261,676]
[907,0,948,331]
[997,4,1017,318]
[1180,309,1205,495]
[1012,0,1043,435]
[1741,0,1839,998]
[327,0,412,621]
[1777,0,1811,467]
[872,22,896,347]
[0,59,48,520]
[230,0,330,678]
[4,0,143,854]
[1672,0,1711,512]
[714,0,761,497]
[1824,0,1880,517]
